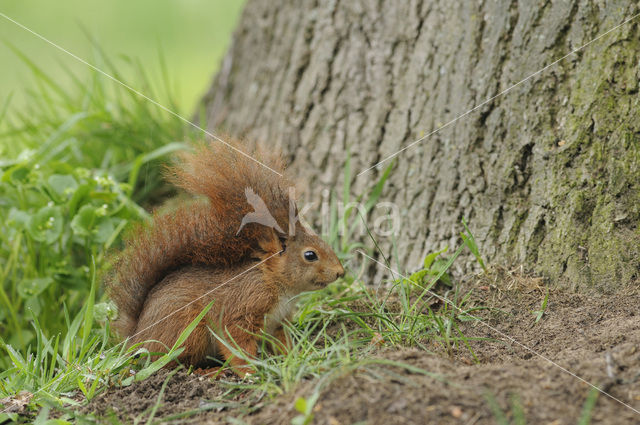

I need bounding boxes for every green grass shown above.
[0,45,204,421]
[531,288,550,324]
[485,392,527,425]
[0,46,201,358]
[485,387,600,425]
[0,44,488,423]
[578,387,600,425]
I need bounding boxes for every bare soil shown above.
[83,269,640,424]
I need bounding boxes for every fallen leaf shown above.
[0,390,33,414]
[450,406,463,418]
[370,332,385,346]
[328,417,342,425]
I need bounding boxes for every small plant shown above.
[531,289,549,324]
[402,246,453,289]
[461,218,487,272]
[0,158,141,356]
[577,387,600,425]
[291,391,320,425]
[485,392,527,425]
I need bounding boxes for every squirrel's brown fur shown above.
[107,141,344,375]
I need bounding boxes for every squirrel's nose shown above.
[336,265,345,279]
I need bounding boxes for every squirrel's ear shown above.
[257,230,285,257]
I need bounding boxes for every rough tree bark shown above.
[200,0,640,291]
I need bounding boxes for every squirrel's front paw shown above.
[192,366,222,379]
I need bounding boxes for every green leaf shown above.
[89,191,117,203]
[532,289,550,324]
[17,277,54,298]
[423,246,448,269]
[4,343,26,369]
[94,218,116,244]
[292,393,319,425]
[408,269,428,284]
[171,300,215,350]
[127,348,185,384]
[48,174,78,197]
[7,208,30,229]
[47,160,75,175]
[294,397,307,414]
[71,206,118,243]
[461,218,486,272]
[81,257,97,354]
[70,205,97,237]
[429,259,452,286]
[291,417,306,425]
[25,295,42,316]
[132,300,215,383]
[93,302,117,322]
[2,164,30,184]
[67,183,92,216]
[127,142,187,195]
[363,160,394,213]
[27,206,63,244]
[578,387,600,425]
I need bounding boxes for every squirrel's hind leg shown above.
[133,298,217,369]
[176,318,217,368]
[216,323,260,377]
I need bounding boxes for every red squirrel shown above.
[107,142,344,375]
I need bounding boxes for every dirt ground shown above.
[83,269,640,424]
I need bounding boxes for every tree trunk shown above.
[200,0,640,291]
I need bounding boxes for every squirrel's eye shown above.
[303,250,318,262]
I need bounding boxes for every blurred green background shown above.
[0,0,245,116]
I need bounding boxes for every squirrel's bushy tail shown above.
[107,141,293,337]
